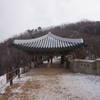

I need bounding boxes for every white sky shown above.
[0,0,100,42]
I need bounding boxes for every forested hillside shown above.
[0,21,100,75]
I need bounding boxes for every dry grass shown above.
[41,68,68,76]
[21,80,41,92]
[0,83,20,100]
[0,80,41,100]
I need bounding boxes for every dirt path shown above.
[0,67,100,100]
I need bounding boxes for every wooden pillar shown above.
[61,55,65,64]
[47,60,51,68]
[32,56,35,68]
[40,56,42,64]
[47,59,50,63]
[66,58,70,69]
[51,57,53,64]
[34,56,37,67]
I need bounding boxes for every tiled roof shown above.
[13,32,84,54]
[13,32,84,52]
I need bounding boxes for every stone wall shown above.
[96,59,100,75]
[69,59,100,75]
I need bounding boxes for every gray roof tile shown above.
[13,32,84,49]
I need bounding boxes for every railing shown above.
[0,67,22,94]
[0,58,49,93]
[6,68,20,85]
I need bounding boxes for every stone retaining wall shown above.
[70,59,100,75]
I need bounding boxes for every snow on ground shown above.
[35,72,100,100]
[59,73,100,100]
[0,73,33,94]
[0,67,100,100]
[0,74,10,94]
[0,74,6,86]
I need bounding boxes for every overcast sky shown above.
[0,0,100,42]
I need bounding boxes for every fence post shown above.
[10,79,13,86]
[10,71,13,86]
[18,68,20,78]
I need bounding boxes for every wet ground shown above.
[0,63,100,100]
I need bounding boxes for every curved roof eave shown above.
[13,32,84,50]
